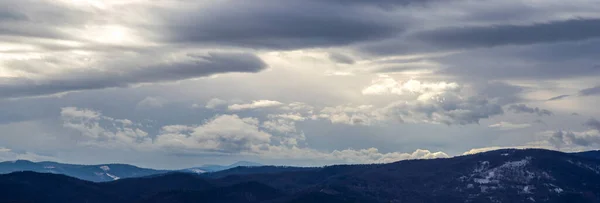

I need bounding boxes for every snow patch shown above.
[99,165,110,171]
[570,161,600,174]
[501,153,509,156]
[474,171,496,184]
[187,168,206,174]
[106,173,120,180]
[552,187,563,193]
[43,166,55,169]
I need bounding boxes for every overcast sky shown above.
[1,0,600,169]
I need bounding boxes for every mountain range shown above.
[0,160,262,182]
[1,149,600,202]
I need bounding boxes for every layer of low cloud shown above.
[228,100,284,111]
[488,121,531,130]
[59,107,448,164]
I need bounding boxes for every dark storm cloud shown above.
[414,18,600,49]
[161,1,408,50]
[507,104,553,116]
[0,52,267,99]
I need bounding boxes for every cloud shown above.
[584,118,600,132]
[546,130,600,148]
[362,76,460,99]
[547,94,571,101]
[61,107,152,149]
[228,100,284,111]
[160,0,407,50]
[489,121,531,130]
[328,52,355,64]
[462,146,537,155]
[507,104,553,116]
[382,95,503,125]
[318,77,504,126]
[156,115,272,154]
[136,97,166,109]
[0,52,267,99]
[414,18,600,49]
[579,85,600,96]
[319,105,380,126]
[0,147,58,162]
[60,107,448,164]
[366,77,503,125]
[261,119,298,134]
[204,98,229,109]
[319,96,504,126]
[260,146,449,164]
[155,114,448,163]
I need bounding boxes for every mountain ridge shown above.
[2,148,600,202]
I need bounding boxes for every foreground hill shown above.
[1,149,600,202]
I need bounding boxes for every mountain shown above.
[573,150,600,160]
[182,161,264,173]
[139,181,284,203]
[0,160,168,182]
[0,171,120,203]
[200,165,315,179]
[1,149,600,202]
[0,160,265,181]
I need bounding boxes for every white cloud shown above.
[380,90,504,125]
[262,119,298,134]
[136,97,166,109]
[61,107,102,120]
[155,115,272,153]
[260,146,449,164]
[58,107,450,164]
[204,98,229,109]
[61,107,152,149]
[489,121,531,130]
[228,100,284,111]
[545,130,600,149]
[319,105,381,125]
[362,75,460,101]
[462,146,537,155]
[267,113,307,121]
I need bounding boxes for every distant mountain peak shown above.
[182,161,264,173]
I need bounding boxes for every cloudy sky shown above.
[1,0,600,169]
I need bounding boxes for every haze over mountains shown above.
[1,149,600,203]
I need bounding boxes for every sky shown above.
[1,0,600,169]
